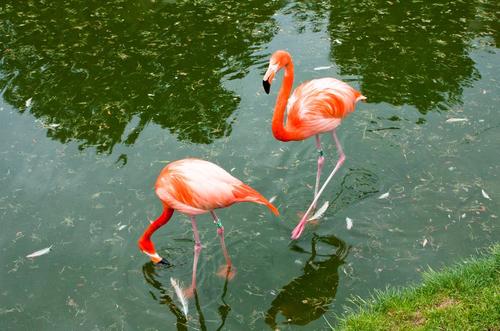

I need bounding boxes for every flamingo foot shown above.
[291,217,307,240]
[183,285,196,299]
[308,219,320,226]
[216,264,236,281]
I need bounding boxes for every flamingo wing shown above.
[286,78,363,139]
[156,159,278,216]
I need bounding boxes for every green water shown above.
[1,1,498,329]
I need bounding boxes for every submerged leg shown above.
[211,211,236,280]
[291,129,345,240]
[138,207,174,264]
[185,215,202,298]
[313,134,325,210]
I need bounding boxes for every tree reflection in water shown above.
[0,0,282,153]
[287,0,498,114]
[1,0,496,153]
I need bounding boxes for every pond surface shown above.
[1,0,499,329]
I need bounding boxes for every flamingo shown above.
[262,50,365,240]
[138,158,279,296]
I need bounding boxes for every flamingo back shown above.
[155,158,278,215]
[286,78,364,139]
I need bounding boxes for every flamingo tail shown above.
[262,199,280,216]
[234,184,280,216]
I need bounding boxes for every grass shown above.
[335,244,500,331]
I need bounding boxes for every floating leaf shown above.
[481,189,491,200]
[308,201,329,221]
[26,245,52,258]
[346,217,353,230]
[170,277,188,316]
[378,192,390,199]
[445,118,468,123]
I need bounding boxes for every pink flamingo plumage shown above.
[138,158,279,296]
[262,50,365,240]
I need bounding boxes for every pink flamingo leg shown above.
[291,129,345,240]
[313,134,325,210]
[210,211,236,280]
[185,215,202,298]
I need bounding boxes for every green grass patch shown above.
[336,244,500,330]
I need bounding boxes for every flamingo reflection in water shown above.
[265,234,349,328]
[142,262,231,331]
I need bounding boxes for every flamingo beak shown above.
[263,80,271,94]
[263,63,278,94]
[143,250,170,265]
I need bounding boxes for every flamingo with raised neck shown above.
[263,50,365,240]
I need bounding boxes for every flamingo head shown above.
[138,238,170,265]
[263,50,292,94]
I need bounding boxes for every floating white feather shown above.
[26,245,52,258]
[308,201,329,221]
[313,66,332,71]
[445,118,468,123]
[481,189,491,200]
[268,195,277,204]
[378,192,390,199]
[170,277,188,316]
[346,217,353,230]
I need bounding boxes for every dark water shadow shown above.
[265,234,349,328]
[0,0,284,153]
[142,262,231,331]
[329,168,379,213]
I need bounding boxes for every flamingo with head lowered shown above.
[262,50,365,240]
[138,158,279,296]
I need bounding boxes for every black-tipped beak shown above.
[263,80,271,94]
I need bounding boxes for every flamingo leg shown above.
[313,134,325,210]
[291,129,345,240]
[210,211,236,280]
[185,215,202,297]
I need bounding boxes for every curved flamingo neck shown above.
[142,207,174,241]
[272,60,295,142]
